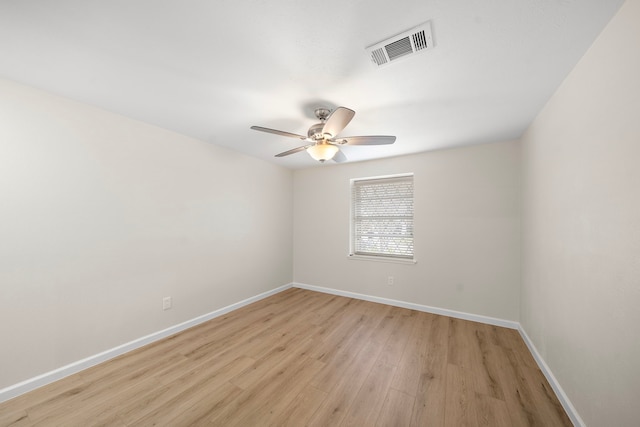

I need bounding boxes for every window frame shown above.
[349,173,416,264]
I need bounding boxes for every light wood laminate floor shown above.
[0,288,572,426]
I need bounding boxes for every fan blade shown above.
[322,107,355,137]
[334,135,396,145]
[275,144,311,157]
[332,150,348,163]
[250,126,307,140]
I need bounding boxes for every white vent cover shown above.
[366,21,433,67]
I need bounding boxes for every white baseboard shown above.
[292,282,519,330]
[0,283,292,404]
[518,326,584,427]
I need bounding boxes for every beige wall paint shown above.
[521,1,640,425]
[0,79,293,389]
[294,141,521,321]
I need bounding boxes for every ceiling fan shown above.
[250,107,396,163]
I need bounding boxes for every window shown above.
[350,174,414,261]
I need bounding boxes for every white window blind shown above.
[351,174,414,260]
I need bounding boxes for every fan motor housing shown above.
[308,122,327,140]
[314,108,331,121]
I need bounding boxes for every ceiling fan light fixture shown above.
[307,142,339,163]
[252,105,396,162]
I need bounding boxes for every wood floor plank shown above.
[134,381,243,427]
[307,321,378,391]
[24,375,131,423]
[209,353,314,426]
[377,307,417,367]
[475,392,513,427]
[447,316,468,367]
[229,332,314,390]
[0,289,573,427]
[522,365,573,426]
[120,355,254,425]
[461,320,506,400]
[308,309,368,363]
[375,389,415,427]
[307,343,358,393]
[444,363,479,427]
[364,304,404,349]
[308,294,356,328]
[410,313,449,427]
[499,327,539,369]
[229,358,326,427]
[274,385,328,427]
[125,356,254,426]
[320,304,390,365]
[307,338,385,427]
[0,375,86,420]
[340,360,396,427]
[389,311,434,397]
[473,325,507,400]
[178,309,277,362]
[0,410,30,427]
[493,344,557,427]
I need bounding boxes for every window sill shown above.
[347,254,417,265]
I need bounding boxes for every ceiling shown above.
[0,0,624,169]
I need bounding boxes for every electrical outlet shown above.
[163,296,172,310]
[387,276,394,286]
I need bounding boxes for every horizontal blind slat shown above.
[351,174,414,259]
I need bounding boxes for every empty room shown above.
[1,0,638,426]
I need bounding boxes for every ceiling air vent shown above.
[366,21,434,67]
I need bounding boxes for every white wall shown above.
[0,78,293,389]
[294,141,521,321]
[520,1,640,425]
